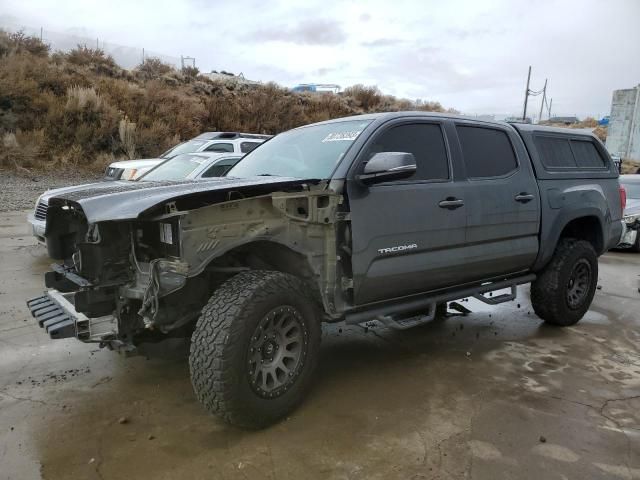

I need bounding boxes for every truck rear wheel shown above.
[530,238,598,326]
[189,270,321,428]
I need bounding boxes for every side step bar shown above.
[345,274,535,327]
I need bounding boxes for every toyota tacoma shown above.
[27,112,624,428]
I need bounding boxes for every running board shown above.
[473,286,517,305]
[376,303,436,330]
[345,274,535,327]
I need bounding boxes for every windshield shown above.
[622,182,640,199]
[227,120,371,179]
[161,140,208,159]
[140,154,209,181]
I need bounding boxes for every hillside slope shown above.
[0,31,454,172]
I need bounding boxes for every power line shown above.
[521,66,550,123]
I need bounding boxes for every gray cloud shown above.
[244,19,347,45]
[361,38,404,48]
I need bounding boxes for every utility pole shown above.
[522,66,532,122]
[40,27,43,41]
[142,48,145,65]
[538,78,548,124]
[548,98,553,120]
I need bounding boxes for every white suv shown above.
[104,132,271,181]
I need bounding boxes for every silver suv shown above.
[104,132,272,181]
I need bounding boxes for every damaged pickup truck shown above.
[27,112,624,428]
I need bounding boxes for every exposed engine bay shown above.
[34,178,352,352]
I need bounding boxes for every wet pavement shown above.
[1,209,639,480]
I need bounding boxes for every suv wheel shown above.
[530,238,598,326]
[189,270,321,428]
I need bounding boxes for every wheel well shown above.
[206,241,317,282]
[558,216,603,253]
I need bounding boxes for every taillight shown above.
[619,185,627,212]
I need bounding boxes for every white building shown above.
[606,85,640,161]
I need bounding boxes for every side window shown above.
[457,126,518,178]
[570,140,606,168]
[240,142,260,153]
[204,142,234,153]
[201,158,240,178]
[365,123,449,181]
[534,136,576,168]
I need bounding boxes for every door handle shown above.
[438,198,464,210]
[515,193,534,203]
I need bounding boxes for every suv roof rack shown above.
[194,132,273,141]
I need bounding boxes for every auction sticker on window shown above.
[322,131,362,142]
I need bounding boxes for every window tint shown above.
[534,136,606,170]
[534,136,576,168]
[365,123,449,181]
[201,158,241,178]
[457,126,518,178]
[204,142,234,153]
[570,140,605,168]
[240,142,260,153]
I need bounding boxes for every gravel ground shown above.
[0,169,101,212]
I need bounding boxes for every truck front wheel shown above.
[530,238,598,326]
[189,270,321,428]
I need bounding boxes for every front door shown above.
[347,120,468,305]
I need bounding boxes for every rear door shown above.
[347,119,469,305]
[452,122,540,279]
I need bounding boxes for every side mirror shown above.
[356,152,417,185]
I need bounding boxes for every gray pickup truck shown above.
[27,112,623,428]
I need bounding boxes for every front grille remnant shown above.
[35,201,48,221]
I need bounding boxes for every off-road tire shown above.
[189,270,321,429]
[530,238,598,326]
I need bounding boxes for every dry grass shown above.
[0,30,453,172]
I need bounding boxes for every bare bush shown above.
[343,84,383,111]
[119,117,137,159]
[66,86,103,110]
[136,57,175,80]
[5,30,50,56]
[0,129,46,169]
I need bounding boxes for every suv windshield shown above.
[161,140,208,159]
[227,120,371,179]
[140,154,209,181]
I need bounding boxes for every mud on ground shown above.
[1,209,639,480]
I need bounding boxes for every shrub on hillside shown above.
[135,57,175,80]
[1,30,50,57]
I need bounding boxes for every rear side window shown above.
[240,142,260,153]
[201,158,241,178]
[534,136,606,170]
[457,126,518,178]
[365,123,449,181]
[535,136,576,168]
[204,142,234,153]
[570,140,605,168]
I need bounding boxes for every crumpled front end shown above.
[27,199,193,352]
[26,180,343,353]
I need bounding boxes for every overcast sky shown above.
[2,0,639,118]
